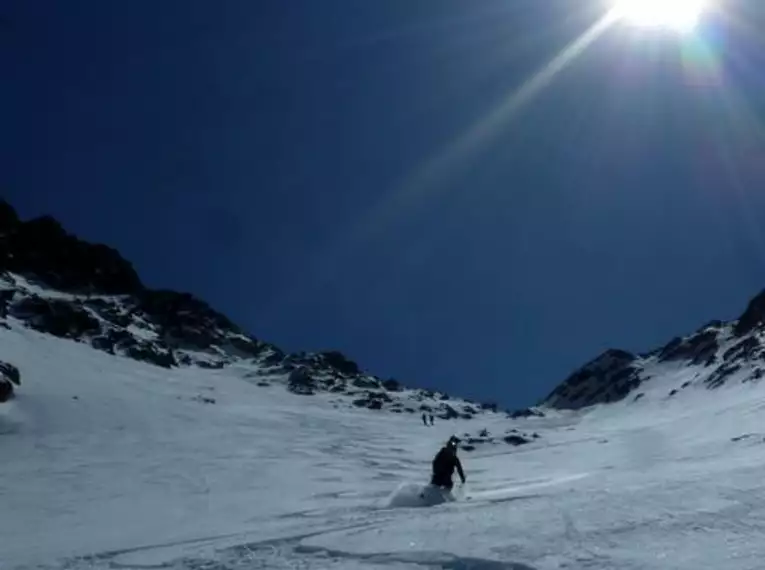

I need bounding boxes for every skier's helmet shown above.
[447,435,460,449]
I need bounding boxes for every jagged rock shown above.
[735,289,765,336]
[508,407,545,419]
[723,337,762,362]
[0,288,15,318]
[659,330,719,366]
[320,351,360,376]
[0,361,20,402]
[0,379,12,402]
[0,205,142,294]
[352,377,379,389]
[125,342,176,368]
[261,349,284,367]
[706,363,742,389]
[0,361,20,386]
[196,360,225,370]
[442,405,460,420]
[382,378,402,392]
[545,349,640,409]
[10,297,101,339]
[287,367,315,395]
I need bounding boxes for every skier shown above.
[422,413,428,426]
[429,414,435,426]
[430,436,466,491]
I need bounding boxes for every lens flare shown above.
[612,0,708,32]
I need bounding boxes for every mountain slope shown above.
[0,201,496,419]
[6,312,765,570]
[544,291,765,409]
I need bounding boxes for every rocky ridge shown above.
[0,201,500,419]
[544,292,765,409]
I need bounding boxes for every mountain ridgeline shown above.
[3,199,765,415]
[544,292,765,409]
[0,201,497,420]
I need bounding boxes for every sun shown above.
[611,0,708,32]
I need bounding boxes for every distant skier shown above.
[422,413,428,426]
[430,436,466,491]
[429,414,435,426]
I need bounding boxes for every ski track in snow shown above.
[5,326,765,569]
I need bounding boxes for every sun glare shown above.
[612,0,708,32]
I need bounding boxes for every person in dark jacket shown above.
[430,436,466,490]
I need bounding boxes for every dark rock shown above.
[382,378,402,392]
[658,330,719,365]
[320,351,360,376]
[193,395,216,404]
[261,349,284,367]
[0,360,19,402]
[0,361,21,386]
[287,367,315,395]
[0,379,13,402]
[352,377,379,390]
[504,435,530,446]
[461,444,476,452]
[0,200,20,233]
[10,297,101,339]
[735,289,765,336]
[442,405,460,420]
[633,393,645,402]
[668,389,678,397]
[545,349,639,409]
[706,363,741,389]
[126,343,176,368]
[723,336,762,362]
[0,211,142,294]
[91,335,115,354]
[257,381,270,387]
[509,407,545,419]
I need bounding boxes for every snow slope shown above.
[5,320,765,569]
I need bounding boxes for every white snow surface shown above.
[4,324,765,569]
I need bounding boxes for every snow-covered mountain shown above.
[0,201,499,421]
[544,290,765,409]
[8,201,765,569]
[6,291,765,570]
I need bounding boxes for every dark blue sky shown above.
[4,1,765,407]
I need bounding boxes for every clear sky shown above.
[4,1,765,408]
